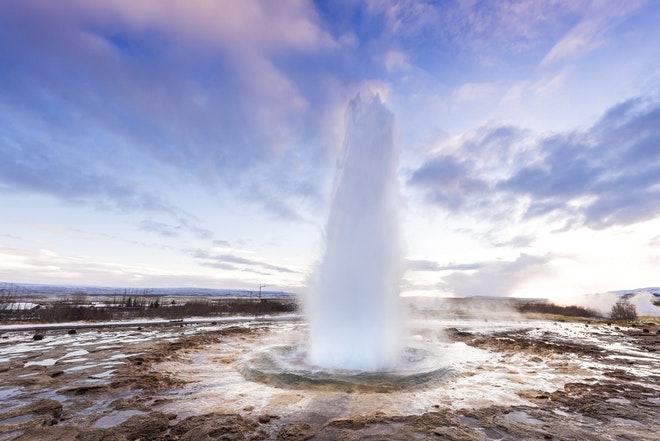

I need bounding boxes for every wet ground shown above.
[1,315,659,440]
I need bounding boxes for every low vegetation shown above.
[515,301,601,318]
[0,290,298,324]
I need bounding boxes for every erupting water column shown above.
[308,92,402,371]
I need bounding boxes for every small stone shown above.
[258,415,271,423]
[33,334,44,340]
[243,405,255,412]
[68,329,77,335]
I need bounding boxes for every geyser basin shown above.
[237,345,451,393]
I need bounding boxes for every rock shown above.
[59,385,107,396]
[172,413,255,441]
[258,415,271,424]
[118,412,170,440]
[643,328,650,333]
[242,405,255,412]
[33,334,44,340]
[0,399,64,437]
[432,426,478,440]
[29,399,63,416]
[277,423,315,441]
[68,329,77,335]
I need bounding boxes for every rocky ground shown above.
[1,317,659,440]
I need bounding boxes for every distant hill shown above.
[611,287,660,297]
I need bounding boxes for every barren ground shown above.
[1,315,659,440]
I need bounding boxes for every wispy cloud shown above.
[139,219,212,240]
[368,0,589,65]
[541,0,646,66]
[190,249,298,275]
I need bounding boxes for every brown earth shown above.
[1,320,659,440]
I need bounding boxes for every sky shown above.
[1,0,659,300]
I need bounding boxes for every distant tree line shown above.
[0,296,297,324]
[515,302,600,318]
[516,299,640,321]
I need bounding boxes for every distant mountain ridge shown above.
[0,282,295,298]
[612,287,660,296]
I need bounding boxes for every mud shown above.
[1,319,658,440]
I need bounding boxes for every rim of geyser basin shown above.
[236,345,453,393]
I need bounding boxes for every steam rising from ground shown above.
[307,93,402,371]
[555,290,660,317]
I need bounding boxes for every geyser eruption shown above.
[308,93,402,371]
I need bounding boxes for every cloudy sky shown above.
[1,0,659,299]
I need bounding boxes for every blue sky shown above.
[1,0,659,299]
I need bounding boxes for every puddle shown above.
[505,411,544,425]
[457,415,482,428]
[0,414,34,425]
[0,387,21,400]
[92,410,146,428]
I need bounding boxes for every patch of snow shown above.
[62,349,89,358]
[606,398,631,404]
[90,370,116,379]
[25,358,57,367]
[64,363,103,373]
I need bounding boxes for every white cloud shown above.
[453,82,498,103]
[442,254,554,297]
[383,50,411,72]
